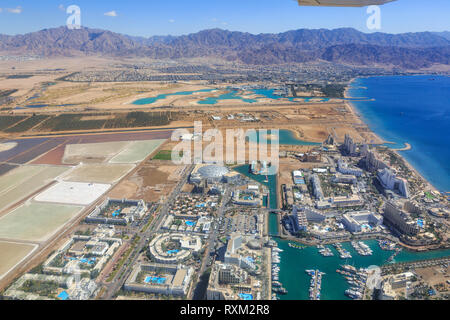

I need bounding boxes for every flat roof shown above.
[35,181,111,206]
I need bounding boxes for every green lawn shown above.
[152,150,181,161]
[425,192,435,200]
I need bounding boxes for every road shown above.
[189,187,232,299]
[101,164,195,299]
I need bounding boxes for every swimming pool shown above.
[144,276,166,284]
[239,293,253,300]
[112,209,122,217]
[58,291,69,300]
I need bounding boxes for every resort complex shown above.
[0,2,449,307]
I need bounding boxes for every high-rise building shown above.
[337,159,363,177]
[377,168,410,198]
[384,201,419,236]
[343,134,358,155]
[310,174,324,200]
[364,149,388,172]
[218,264,248,285]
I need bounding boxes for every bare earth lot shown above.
[62,163,135,184]
[0,165,70,213]
[108,163,184,202]
[0,241,37,280]
[109,139,165,164]
[0,202,83,242]
[63,141,131,164]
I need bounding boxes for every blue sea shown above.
[347,75,450,192]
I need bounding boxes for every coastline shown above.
[345,77,441,193]
[344,79,386,145]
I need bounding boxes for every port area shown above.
[351,241,374,256]
[337,265,369,300]
[317,244,334,257]
[306,269,324,300]
[271,246,288,297]
[333,242,353,259]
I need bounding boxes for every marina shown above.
[333,243,353,259]
[271,246,288,297]
[288,243,306,250]
[272,238,450,300]
[337,265,368,300]
[317,245,334,257]
[306,269,325,300]
[351,241,373,256]
[378,240,397,251]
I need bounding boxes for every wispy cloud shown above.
[211,18,228,27]
[6,6,22,14]
[58,4,65,12]
[168,19,175,23]
[104,10,118,17]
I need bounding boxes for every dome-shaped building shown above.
[197,165,230,183]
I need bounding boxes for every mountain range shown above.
[1,27,450,69]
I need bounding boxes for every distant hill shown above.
[433,31,450,41]
[1,27,449,69]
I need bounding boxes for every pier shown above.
[386,247,402,263]
[381,257,450,275]
[306,270,323,300]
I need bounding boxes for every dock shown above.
[306,269,323,300]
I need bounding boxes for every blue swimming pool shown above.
[145,276,166,284]
[58,291,69,300]
[112,209,122,217]
[239,293,253,300]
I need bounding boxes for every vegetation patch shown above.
[0,116,27,130]
[20,280,59,297]
[4,115,50,133]
[152,150,176,161]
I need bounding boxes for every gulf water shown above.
[347,75,450,192]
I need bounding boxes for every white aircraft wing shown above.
[296,0,396,6]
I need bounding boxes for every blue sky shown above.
[0,0,449,36]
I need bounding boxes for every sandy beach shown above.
[345,78,440,193]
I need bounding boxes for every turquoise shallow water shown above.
[132,89,215,105]
[275,239,450,300]
[252,89,330,102]
[348,75,450,192]
[198,90,257,104]
[247,129,320,146]
[132,88,331,105]
[277,130,321,146]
